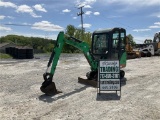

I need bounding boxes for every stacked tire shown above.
[17,48,26,59]
[15,47,18,58]
[10,47,14,56]
[5,47,10,54]
[12,47,17,58]
[5,46,34,59]
[26,48,34,59]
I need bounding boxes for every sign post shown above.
[98,60,121,95]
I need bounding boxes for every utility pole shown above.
[77,6,84,39]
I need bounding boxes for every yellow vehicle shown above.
[152,32,160,55]
[125,36,141,59]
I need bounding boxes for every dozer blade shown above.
[40,82,61,95]
[78,77,98,87]
[78,76,127,87]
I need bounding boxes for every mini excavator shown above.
[40,27,127,95]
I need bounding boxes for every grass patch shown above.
[0,53,12,59]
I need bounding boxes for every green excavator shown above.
[40,27,127,95]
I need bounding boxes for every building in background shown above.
[0,43,16,53]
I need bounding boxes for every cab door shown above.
[110,30,126,67]
[111,30,120,60]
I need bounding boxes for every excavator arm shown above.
[50,32,97,74]
[40,31,97,95]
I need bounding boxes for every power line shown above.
[1,23,62,30]
[84,7,149,31]
[3,23,32,26]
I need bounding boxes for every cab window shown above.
[93,34,109,54]
[112,31,119,59]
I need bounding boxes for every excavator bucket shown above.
[40,73,61,95]
[40,82,58,95]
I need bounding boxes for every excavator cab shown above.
[92,28,126,63]
[85,28,126,80]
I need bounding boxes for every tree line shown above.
[0,34,55,53]
[0,25,92,53]
[0,25,135,53]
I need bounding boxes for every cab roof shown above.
[93,27,126,34]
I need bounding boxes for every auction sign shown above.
[98,60,120,93]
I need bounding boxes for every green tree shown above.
[74,29,82,40]
[127,34,136,46]
[65,25,76,36]
[62,25,78,53]
[62,25,92,53]
[83,32,92,46]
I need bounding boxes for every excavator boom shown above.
[40,32,98,95]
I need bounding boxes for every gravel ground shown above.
[0,54,160,120]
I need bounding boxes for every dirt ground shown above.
[0,54,160,120]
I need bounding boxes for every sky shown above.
[0,0,160,43]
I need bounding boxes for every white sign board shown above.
[99,60,120,91]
